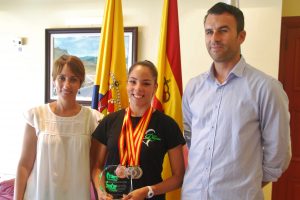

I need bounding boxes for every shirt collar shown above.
[207,56,246,82]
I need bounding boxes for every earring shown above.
[53,87,57,96]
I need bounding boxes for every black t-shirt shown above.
[92,109,185,200]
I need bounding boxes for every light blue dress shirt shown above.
[181,57,291,200]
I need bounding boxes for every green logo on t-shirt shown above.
[143,129,161,146]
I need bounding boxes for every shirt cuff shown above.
[263,166,283,182]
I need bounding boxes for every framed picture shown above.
[45,27,138,106]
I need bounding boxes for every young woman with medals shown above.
[91,60,186,200]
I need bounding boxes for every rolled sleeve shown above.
[261,79,291,182]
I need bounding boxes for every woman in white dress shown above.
[14,55,102,200]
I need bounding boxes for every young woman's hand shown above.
[121,187,148,200]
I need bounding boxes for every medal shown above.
[115,165,127,179]
[126,166,143,179]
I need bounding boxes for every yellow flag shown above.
[91,0,128,115]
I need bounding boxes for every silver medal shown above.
[126,166,143,179]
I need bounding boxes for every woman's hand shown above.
[121,187,148,200]
[98,190,113,200]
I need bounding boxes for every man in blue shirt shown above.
[181,2,291,200]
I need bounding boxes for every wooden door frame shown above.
[272,16,300,200]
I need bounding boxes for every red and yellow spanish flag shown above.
[91,0,128,114]
[152,0,184,199]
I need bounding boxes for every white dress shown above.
[23,104,102,200]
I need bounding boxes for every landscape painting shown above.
[45,27,137,105]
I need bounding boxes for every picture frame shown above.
[45,27,138,106]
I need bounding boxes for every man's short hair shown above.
[204,2,244,33]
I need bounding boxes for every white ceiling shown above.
[0,0,278,8]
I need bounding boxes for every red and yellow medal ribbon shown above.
[118,106,153,166]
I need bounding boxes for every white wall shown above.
[0,0,281,180]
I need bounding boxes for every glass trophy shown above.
[98,165,143,200]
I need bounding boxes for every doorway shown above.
[272,16,300,200]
